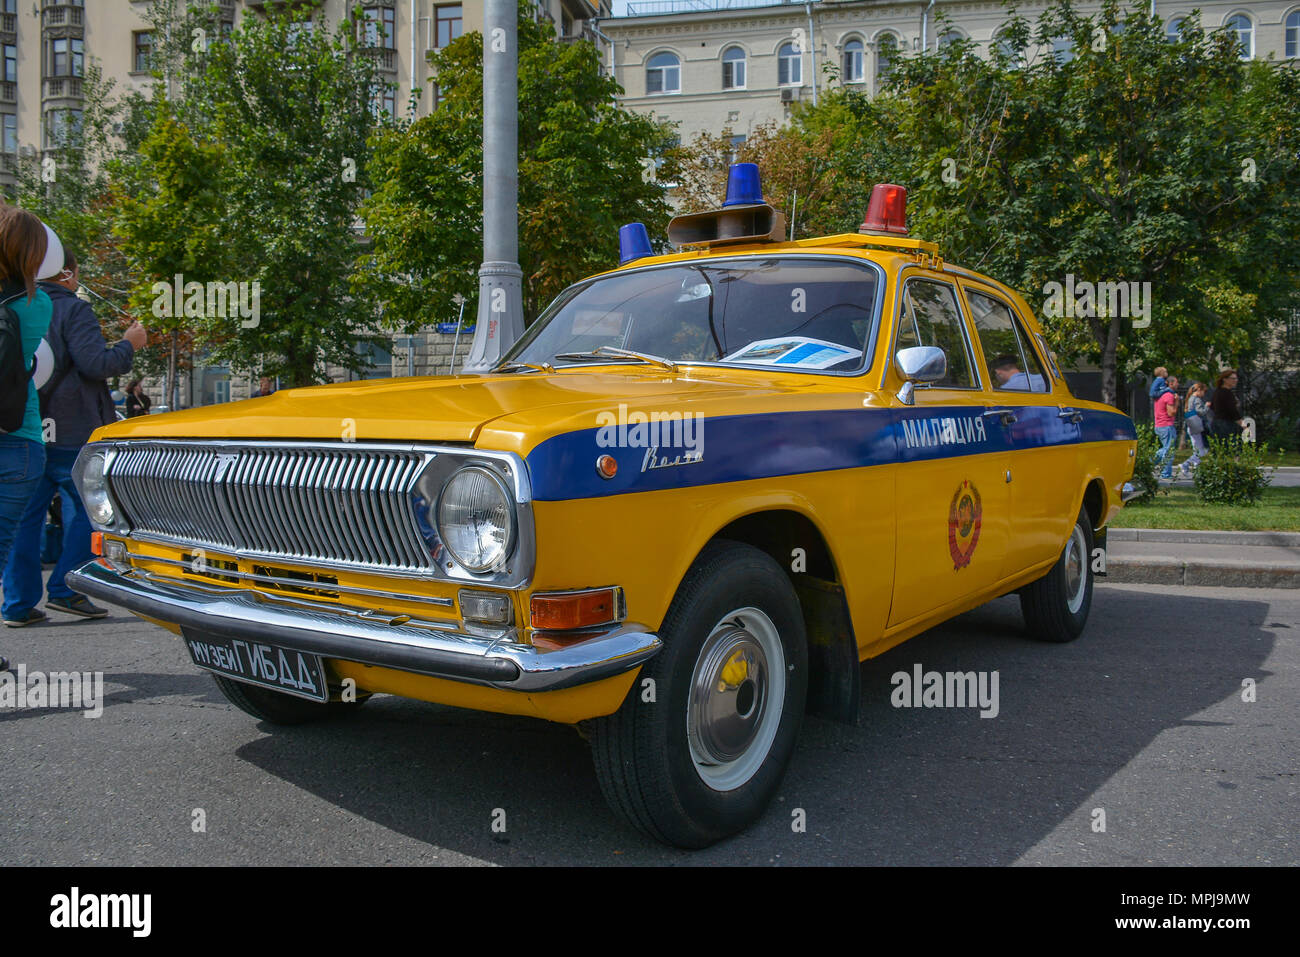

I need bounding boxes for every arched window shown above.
[646,52,680,94]
[842,38,864,82]
[875,32,899,85]
[721,46,746,89]
[1286,10,1300,57]
[778,41,802,85]
[938,29,964,50]
[1166,16,1186,43]
[1224,13,1253,59]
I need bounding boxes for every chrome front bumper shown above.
[1121,481,1143,502]
[66,560,661,693]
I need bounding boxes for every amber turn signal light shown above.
[595,454,618,479]
[531,587,623,631]
[91,531,103,556]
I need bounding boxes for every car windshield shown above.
[504,257,883,374]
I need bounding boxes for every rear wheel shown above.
[211,675,370,725]
[1019,507,1094,643]
[589,540,808,848]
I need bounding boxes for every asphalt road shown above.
[1,581,1295,866]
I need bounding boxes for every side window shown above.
[894,279,977,389]
[966,289,1049,393]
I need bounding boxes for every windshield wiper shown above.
[552,345,678,373]
[493,361,555,374]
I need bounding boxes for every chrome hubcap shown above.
[687,607,785,792]
[1064,525,1087,614]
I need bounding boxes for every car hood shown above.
[91,370,854,452]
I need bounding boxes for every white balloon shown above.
[31,338,54,389]
[37,222,65,281]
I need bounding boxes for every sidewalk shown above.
[1106,530,1300,588]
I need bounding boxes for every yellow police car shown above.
[70,164,1139,848]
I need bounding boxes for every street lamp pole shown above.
[462,0,525,373]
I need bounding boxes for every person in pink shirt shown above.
[1153,375,1180,479]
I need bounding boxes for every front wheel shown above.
[1019,507,1094,643]
[589,540,808,848]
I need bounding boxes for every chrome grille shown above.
[108,443,434,574]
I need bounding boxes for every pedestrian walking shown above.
[1153,374,1180,479]
[0,208,61,670]
[1181,381,1210,475]
[124,378,151,416]
[3,249,146,627]
[1208,369,1244,447]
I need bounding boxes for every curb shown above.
[1105,557,1300,589]
[1109,529,1300,547]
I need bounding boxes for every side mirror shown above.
[895,346,946,406]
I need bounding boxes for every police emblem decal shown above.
[947,479,982,570]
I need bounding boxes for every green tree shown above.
[798,1,1300,409]
[357,7,675,327]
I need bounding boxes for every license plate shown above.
[183,631,329,702]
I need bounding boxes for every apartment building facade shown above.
[601,1,1300,149]
[1,0,606,190]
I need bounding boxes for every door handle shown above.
[983,408,1017,426]
[1058,407,1083,424]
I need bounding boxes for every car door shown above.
[887,273,1010,629]
[959,282,1082,577]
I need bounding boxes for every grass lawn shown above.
[1113,485,1300,531]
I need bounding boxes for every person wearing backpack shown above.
[2,248,145,628]
[0,208,60,670]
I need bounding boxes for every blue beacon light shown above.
[722,162,763,207]
[618,222,653,265]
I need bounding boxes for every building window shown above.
[842,38,864,82]
[778,41,801,85]
[1051,37,1074,63]
[371,85,396,117]
[721,46,746,89]
[435,4,462,49]
[727,133,746,164]
[3,44,16,84]
[646,51,680,95]
[1166,16,1185,43]
[133,31,152,73]
[1,0,14,13]
[357,339,393,379]
[2,114,15,154]
[50,37,84,77]
[362,6,396,50]
[875,33,898,85]
[938,29,964,50]
[1288,11,1300,58]
[44,108,82,148]
[1225,13,1253,59]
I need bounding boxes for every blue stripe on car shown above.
[525,405,1135,502]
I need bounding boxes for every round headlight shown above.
[435,466,515,573]
[82,451,115,527]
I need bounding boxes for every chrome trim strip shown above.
[121,550,456,607]
[68,561,660,692]
[1121,482,1142,502]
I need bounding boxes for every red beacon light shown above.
[859,184,909,236]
